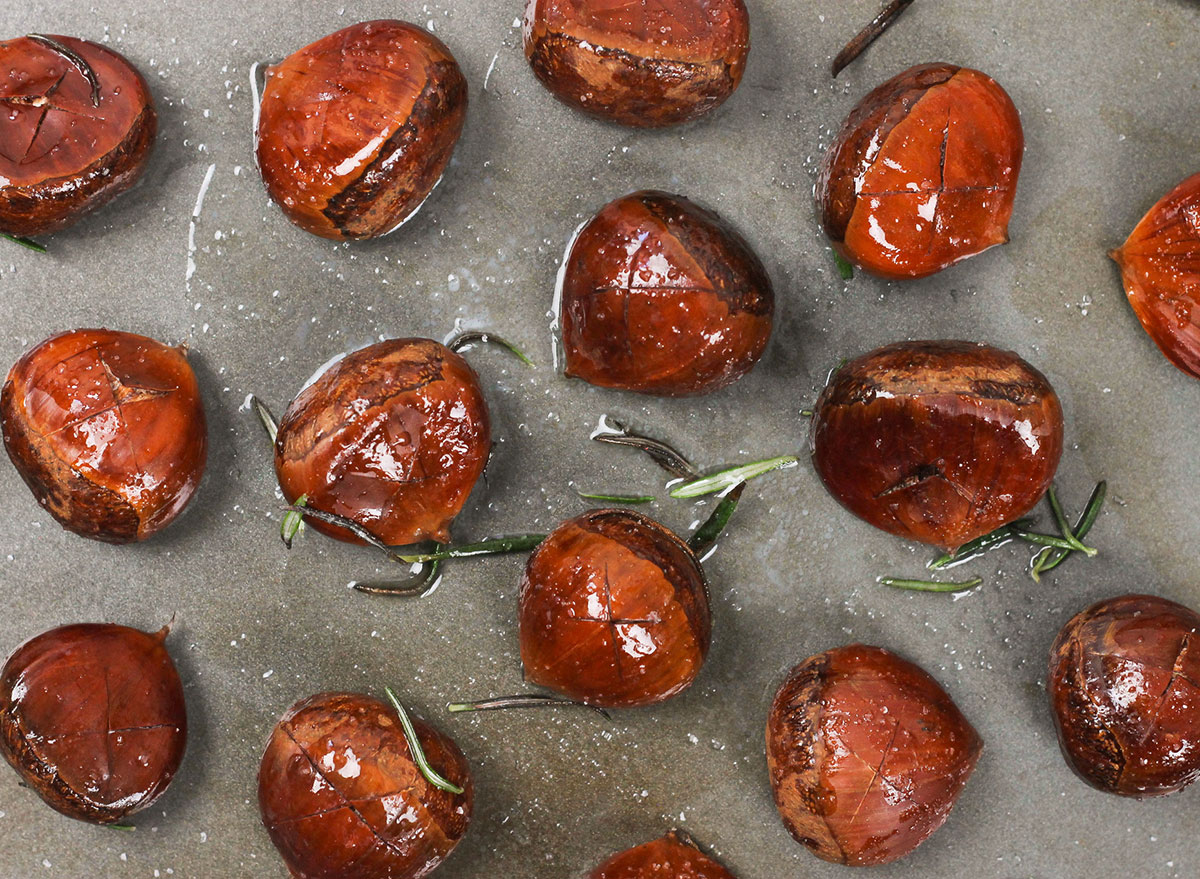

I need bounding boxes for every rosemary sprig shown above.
[833,250,854,280]
[1011,527,1094,555]
[394,534,546,564]
[447,694,611,720]
[280,495,307,548]
[831,0,917,77]
[879,576,982,593]
[108,824,136,832]
[576,490,655,504]
[250,394,279,443]
[353,560,442,598]
[1045,484,1097,556]
[687,482,745,555]
[447,330,534,366]
[928,519,1033,570]
[671,456,797,499]
[592,420,700,480]
[1032,481,1106,581]
[383,688,464,795]
[1,232,47,253]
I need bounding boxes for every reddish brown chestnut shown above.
[259,691,472,879]
[1049,594,1200,797]
[560,190,773,396]
[590,830,737,878]
[1110,172,1200,380]
[256,20,467,240]
[524,0,750,127]
[275,338,490,546]
[0,35,156,237]
[0,623,187,824]
[766,644,982,867]
[810,340,1063,551]
[818,63,1023,280]
[1,328,208,543]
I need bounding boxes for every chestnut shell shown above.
[1048,594,1200,798]
[519,509,710,708]
[561,190,774,396]
[1,328,208,543]
[256,20,468,240]
[274,338,490,546]
[524,0,750,127]
[0,35,156,237]
[0,623,187,824]
[810,340,1063,551]
[590,830,737,878]
[259,691,473,879]
[817,63,1023,280]
[766,644,982,867]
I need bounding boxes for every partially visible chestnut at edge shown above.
[256,20,468,240]
[0,623,187,824]
[766,644,982,867]
[818,62,1023,280]
[810,340,1064,551]
[561,190,774,396]
[1,328,208,543]
[1049,594,1200,797]
[0,34,156,237]
[524,0,750,127]
[590,830,737,878]
[259,691,472,879]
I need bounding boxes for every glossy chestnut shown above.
[256,20,467,240]
[1,329,208,543]
[766,644,982,866]
[818,63,1023,280]
[519,509,710,707]
[275,338,490,546]
[1049,594,1200,797]
[0,35,156,237]
[561,190,773,396]
[524,0,750,127]
[1111,172,1200,379]
[810,340,1063,551]
[590,830,737,878]
[0,623,187,824]
[259,691,472,879]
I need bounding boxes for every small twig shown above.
[383,688,464,794]
[28,34,101,107]
[687,482,745,555]
[447,330,534,366]
[831,0,917,77]
[447,694,611,720]
[879,576,982,593]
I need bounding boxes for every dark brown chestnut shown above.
[810,340,1063,551]
[524,0,750,127]
[1,328,208,543]
[0,623,187,824]
[766,644,982,866]
[1049,594,1200,797]
[0,34,156,237]
[818,63,1023,280]
[259,691,472,879]
[560,190,773,396]
[275,338,490,546]
[1110,172,1200,380]
[590,830,737,878]
[255,20,467,240]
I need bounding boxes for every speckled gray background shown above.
[0,0,1198,876]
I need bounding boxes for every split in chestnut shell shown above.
[1,328,208,544]
[817,62,1023,280]
[561,190,773,396]
[589,830,737,878]
[810,340,1063,551]
[256,20,468,240]
[0,623,187,824]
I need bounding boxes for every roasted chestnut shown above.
[275,338,490,546]
[1,328,208,543]
[560,190,773,396]
[818,63,1023,280]
[0,34,156,237]
[810,340,1063,551]
[0,623,187,824]
[766,644,982,866]
[256,20,468,240]
[1049,594,1200,797]
[1110,172,1200,379]
[590,830,736,878]
[259,691,472,879]
[519,509,710,708]
[524,0,750,127]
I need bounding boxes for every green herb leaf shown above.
[687,482,745,555]
[383,688,464,794]
[575,490,655,504]
[1032,481,1106,580]
[353,560,442,598]
[927,519,1034,570]
[833,250,854,280]
[396,534,546,564]
[1,232,47,253]
[447,694,611,720]
[670,456,797,499]
[447,330,534,366]
[250,394,278,443]
[592,420,700,480]
[280,495,307,548]
[879,576,983,593]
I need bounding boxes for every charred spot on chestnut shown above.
[590,830,737,878]
[258,691,472,879]
[524,0,750,127]
[766,644,982,867]
[256,20,467,240]
[810,340,1063,552]
[1,329,208,544]
[0,623,187,824]
[1048,594,1200,798]
[561,190,773,396]
[0,35,156,237]
[1111,172,1200,380]
[274,338,490,547]
[817,63,1022,280]
[519,509,710,708]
